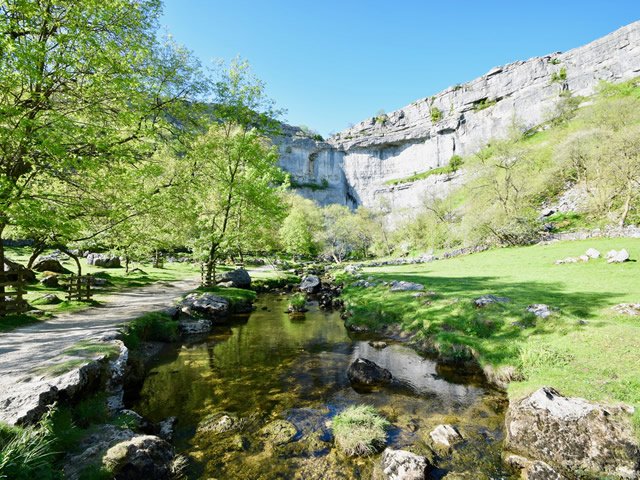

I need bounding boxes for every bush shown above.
[287,293,307,312]
[332,405,389,456]
[430,106,443,123]
[551,67,567,83]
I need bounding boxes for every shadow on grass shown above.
[342,272,620,366]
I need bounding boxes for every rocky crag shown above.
[276,21,640,218]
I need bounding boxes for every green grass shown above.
[120,312,179,350]
[341,238,640,419]
[290,178,329,191]
[332,405,389,457]
[0,313,46,332]
[545,211,592,232]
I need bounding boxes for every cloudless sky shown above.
[161,1,640,136]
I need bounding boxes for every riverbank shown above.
[338,237,640,426]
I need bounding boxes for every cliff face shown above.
[276,21,640,215]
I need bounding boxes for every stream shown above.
[128,294,514,479]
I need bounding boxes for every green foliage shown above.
[332,405,389,457]
[279,196,324,258]
[0,0,207,278]
[0,408,56,480]
[551,67,567,83]
[549,58,561,65]
[430,106,443,123]
[597,77,640,99]
[121,312,179,350]
[473,98,497,111]
[374,110,388,124]
[290,178,330,191]
[546,212,586,231]
[386,154,464,186]
[287,293,307,312]
[299,125,324,141]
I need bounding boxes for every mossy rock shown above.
[259,419,297,445]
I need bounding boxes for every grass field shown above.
[340,238,640,423]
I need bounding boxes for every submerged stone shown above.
[259,419,297,445]
[347,358,392,387]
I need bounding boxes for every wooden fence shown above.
[0,271,28,316]
[62,274,94,302]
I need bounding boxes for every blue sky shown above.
[161,1,639,136]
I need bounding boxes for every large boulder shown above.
[505,387,640,478]
[506,455,566,480]
[347,358,392,387]
[299,275,321,293]
[40,274,59,288]
[102,434,174,480]
[216,268,251,289]
[87,253,121,268]
[32,257,71,274]
[178,318,212,335]
[179,293,229,319]
[3,258,36,282]
[606,249,630,264]
[380,448,430,480]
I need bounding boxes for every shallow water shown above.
[130,294,515,479]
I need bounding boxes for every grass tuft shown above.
[332,405,389,457]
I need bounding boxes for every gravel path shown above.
[0,277,199,383]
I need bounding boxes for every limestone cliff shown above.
[276,21,640,216]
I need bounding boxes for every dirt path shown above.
[0,277,199,382]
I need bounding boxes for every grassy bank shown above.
[340,238,640,422]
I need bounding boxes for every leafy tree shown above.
[279,196,323,258]
[0,0,206,300]
[181,60,287,285]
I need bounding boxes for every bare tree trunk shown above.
[125,256,130,273]
[27,240,47,269]
[58,245,81,276]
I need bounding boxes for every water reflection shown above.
[131,294,512,479]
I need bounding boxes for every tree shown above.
[184,123,286,285]
[0,0,206,305]
[279,196,323,258]
[178,59,287,286]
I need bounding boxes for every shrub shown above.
[287,293,307,312]
[551,67,567,83]
[449,154,463,171]
[430,106,443,123]
[332,405,389,456]
[473,98,497,111]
